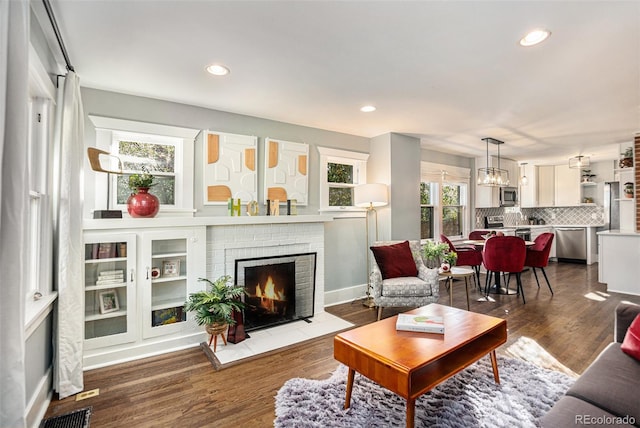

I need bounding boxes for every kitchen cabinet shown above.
[537,166,555,206]
[475,156,518,208]
[83,226,206,369]
[520,164,538,207]
[554,164,581,206]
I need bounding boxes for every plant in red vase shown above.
[127,169,159,218]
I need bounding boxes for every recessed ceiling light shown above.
[360,105,376,113]
[519,29,551,47]
[206,64,230,76]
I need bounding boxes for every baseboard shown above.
[26,367,52,428]
[324,283,367,307]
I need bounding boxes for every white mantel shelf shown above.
[83,214,334,230]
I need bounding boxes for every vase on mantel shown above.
[127,187,159,218]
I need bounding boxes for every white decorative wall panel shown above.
[264,138,309,206]
[203,131,257,205]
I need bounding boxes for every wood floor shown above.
[44,261,640,427]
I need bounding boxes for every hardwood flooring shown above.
[44,261,640,427]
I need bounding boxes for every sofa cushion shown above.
[621,314,640,361]
[370,241,418,279]
[380,277,432,297]
[566,343,640,422]
[541,396,635,428]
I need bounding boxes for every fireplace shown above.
[235,252,316,332]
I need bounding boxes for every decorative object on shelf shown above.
[355,183,389,307]
[477,137,510,186]
[184,275,246,352]
[624,182,634,198]
[98,289,119,314]
[581,170,596,183]
[267,199,280,215]
[87,147,124,219]
[422,240,451,269]
[569,155,590,169]
[127,169,160,218]
[246,200,259,216]
[287,199,297,215]
[583,197,594,203]
[227,198,242,216]
[620,147,634,168]
[150,267,160,279]
[162,259,180,277]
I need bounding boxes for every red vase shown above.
[127,187,159,218]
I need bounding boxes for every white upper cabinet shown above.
[519,164,538,207]
[537,166,555,206]
[554,164,581,206]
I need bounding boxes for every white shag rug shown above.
[274,356,574,427]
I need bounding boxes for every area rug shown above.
[274,356,573,427]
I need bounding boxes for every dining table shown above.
[463,239,535,298]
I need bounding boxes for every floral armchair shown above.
[369,240,440,320]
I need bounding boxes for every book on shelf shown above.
[98,273,124,281]
[97,243,117,259]
[100,269,124,276]
[396,314,444,334]
[152,307,185,327]
[95,278,126,286]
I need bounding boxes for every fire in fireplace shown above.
[235,252,316,332]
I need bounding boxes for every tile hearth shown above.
[208,311,353,366]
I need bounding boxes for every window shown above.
[89,116,199,215]
[420,163,470,240]
[318,147,369,213]
[420,182,435,239]
[112,131,180,206]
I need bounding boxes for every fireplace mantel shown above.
[83,214,333,230]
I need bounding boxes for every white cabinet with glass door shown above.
[140,227,206,339]
[83,232,136,350]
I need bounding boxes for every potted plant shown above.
[624,182,634,198]
[185,275,246,349]
[423,240,451,269]
[620,147,633,168]
[126,168,160,217]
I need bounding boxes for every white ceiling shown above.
[44,0,639,165]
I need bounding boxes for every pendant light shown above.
[569,155,590,169]
[477,138,510,186]
[520,163,528,186]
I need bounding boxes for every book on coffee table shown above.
[396,314,445,334]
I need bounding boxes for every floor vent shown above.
[40,406,91,428]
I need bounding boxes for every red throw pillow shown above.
[621,314,640,361]
[370,241,418,279]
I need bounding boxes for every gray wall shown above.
[81,88,371,292]
[389,133,421,240]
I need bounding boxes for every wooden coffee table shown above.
[333,303,507,428]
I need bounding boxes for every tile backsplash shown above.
[475,206,605,228]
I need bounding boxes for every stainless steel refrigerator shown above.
[603,182,620,231]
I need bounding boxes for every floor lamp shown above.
[355,183,389,308]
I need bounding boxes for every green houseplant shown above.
[620,147,633,168]
[128,170,155,190]
[422,240,451,268]
[126,167,160,217]
[184,275,246,327]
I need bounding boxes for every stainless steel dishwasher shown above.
[555,227,587,263]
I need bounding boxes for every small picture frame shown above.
[98,289,119,314]
[162,259,180,277]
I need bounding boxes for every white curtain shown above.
[53,72,85,398]
[0,0,29,426]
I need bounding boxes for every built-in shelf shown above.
[85,283,127,291]
[616,198,635,202]
[152,252,186,259]
[85,256,127,264]
[580,182,597,186]
[151,275,187,283]
[85,309,127,322]
[151,299,185,311]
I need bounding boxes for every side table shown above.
[440,266,474,310]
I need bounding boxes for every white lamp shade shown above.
[354,183,388,208]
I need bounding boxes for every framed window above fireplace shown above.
[318,147,369,215]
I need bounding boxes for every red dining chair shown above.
[469,230,490,240]
[483,236,527,303]
[524,232,554,295]
[440,234,483,289]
